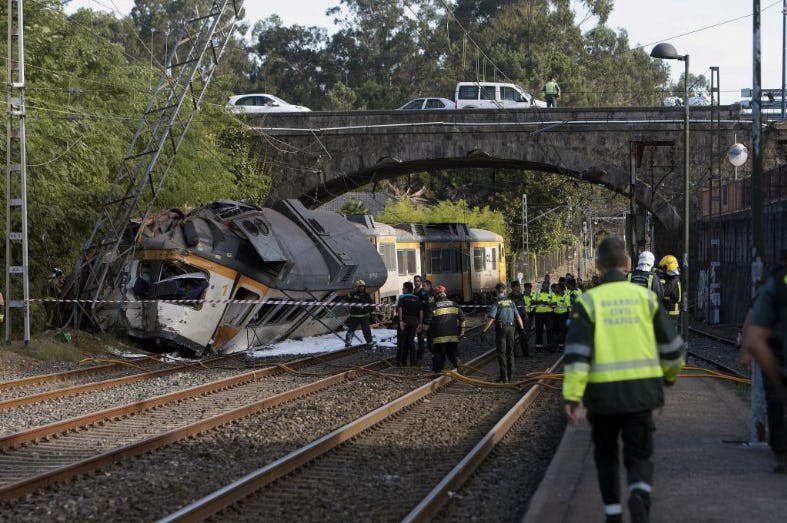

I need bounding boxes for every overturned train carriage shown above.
[114,199,386,355]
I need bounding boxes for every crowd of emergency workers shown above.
[341,240,692,523]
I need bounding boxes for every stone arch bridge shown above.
[250,107,785,237]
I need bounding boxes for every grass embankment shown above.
[0,329,131,368]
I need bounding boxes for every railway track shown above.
[0,345,379,502]
[687,328,748,379]
[0,352,246,410]
[158,352,562,522]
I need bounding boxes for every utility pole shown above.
[5,0,31,344]
[522,194,529,282]
[750,0,767,446]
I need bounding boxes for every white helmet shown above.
[637,251,655,271]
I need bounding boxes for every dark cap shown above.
[510,280,520,287]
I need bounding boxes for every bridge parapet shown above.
[249,106,783,236]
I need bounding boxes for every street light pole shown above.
[682,54,690,346]
[650,42,690,345]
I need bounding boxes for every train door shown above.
[211,279,266,349]
[461,242,472,302]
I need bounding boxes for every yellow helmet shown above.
[354,279,366,287]
[659,255,679,273]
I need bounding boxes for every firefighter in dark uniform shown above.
[430,285,466,372]
[344,279,376,348]
[416,279,436,361]
[532,280,555,352]
[744,256,787,473]
[657,255,681,328]
[509,280,531,357]
[564,237,685,523]
[482,282,525,382]
[396,281,422,366]
[628,251,664,301]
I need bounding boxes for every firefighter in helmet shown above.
[658,255,681,328]
[345,279,376,349]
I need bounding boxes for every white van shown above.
[455,81,546,109]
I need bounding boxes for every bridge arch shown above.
[251,106,765,239]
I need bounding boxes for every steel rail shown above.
[157,348,498,523]
[0,362,120,390]
[0,346,363,451]
[0,352,241,411]
[685,350,747,380]
[402,356,564,522]
[0,348,382,502]
[688,326,738,346]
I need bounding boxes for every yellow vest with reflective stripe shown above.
[554,291,570,314]
[532,290,555,313]
[577,282,662,384]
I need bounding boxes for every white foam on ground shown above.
[246,328,398,358]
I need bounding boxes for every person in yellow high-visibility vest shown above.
[543,77,561,107]
[563,237,685,523]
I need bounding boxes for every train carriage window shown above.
[491,248,497,270]
[430,249,441,274]
[378,243,397,271]
[154,262,209,309]
[222,288,260,327]
[473,247,485,272]
[397,249,418,276]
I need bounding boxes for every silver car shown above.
[225,93,311,114]
[396,97,456,110]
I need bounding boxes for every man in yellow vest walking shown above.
[563,237,685,523]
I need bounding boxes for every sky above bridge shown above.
[65,0,785,105]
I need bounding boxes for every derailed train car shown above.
[116,199,386,355]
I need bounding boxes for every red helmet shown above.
[435,284,447,295]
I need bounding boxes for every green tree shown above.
[341,200,371,215]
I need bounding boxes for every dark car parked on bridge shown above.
[396,97,456,110]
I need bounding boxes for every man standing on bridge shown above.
[543,77,561,108]
[563,237,685,523]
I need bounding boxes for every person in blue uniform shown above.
[482,282,524,382]
[396,281,422,366]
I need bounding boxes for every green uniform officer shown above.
[563,237,685,523]
[744,263,787,472]
[483,283,524,382]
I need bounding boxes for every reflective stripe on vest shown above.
[532,291,554,313]
[554,291,570,314]
[577,281,662,384]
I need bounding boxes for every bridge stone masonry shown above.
[251,106,786,244]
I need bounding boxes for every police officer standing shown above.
[628,251,664,301]
[658,255,681,328]
[532,280,555,352]
[396,281,422,366]
[344,279,376,349]
[416,279,436,362]
[482,283,524,382]
[743,253,787,473]
[508,280,531,357]
[430,285,466,372]
[552,281,569,350]
[543,77,561,108]
[563,237,685,523]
